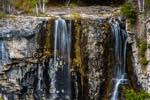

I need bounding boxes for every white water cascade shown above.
[138,0,144,12]
[0,40,10,71]
[49,17,71,100]
[110,19,128,100]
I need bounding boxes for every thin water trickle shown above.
[0,40,10,71]
[138,0,144,12]
[37,63,43,91]
[66,0,71,7]
[110,19,128,100]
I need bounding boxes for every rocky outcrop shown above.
[1,14,146,100]
[130,32,146,89]
[0,16,49,59]
[0,16,49,100]
[0,15,114,100]
[146,18,150,92]
[79,19,112,99]
[130,17,150,93]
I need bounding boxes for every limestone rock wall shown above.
[0,16,49,100]
[79,19,112,99]
[130,17,150,93]
[0,15,113,100]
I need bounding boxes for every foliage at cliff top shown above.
[27,0,38,6]
[145,0,150,13]
[145,0,150,8]
[37,0,125,6]
[124,88,150,100]
[0,11,6,19]
[27,0,48,6]
[120,3,137,24]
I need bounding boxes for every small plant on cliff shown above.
[139,40,147,57]
[0,11,6,19]
[145,0,150,9]
[120,3,137,25]
[139,40,149,67]
[124,88,150,100]
[140,57,149,66]
[71,13,81,19]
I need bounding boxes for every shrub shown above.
[71,13,81,19]
[0,11,6,19]
[124,88,150,100]
[139,40,147,57]
[145,0,150,9]
[140,57,149,66]
[120,3,137,24]
[67,2,78,8]
[138,40,149,67]
[15,0,33,13]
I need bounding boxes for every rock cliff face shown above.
[129,16,150,93]
[146,18,150,92]
[1,0,150,100]
[0,15,115,100]
[1,13,150,100]
[0,16,48,59]
[0,16,49,100]
[76,18,112,100]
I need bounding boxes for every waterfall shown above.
[138,0,144,12]
[37,63,43,91]
[0,40,10,71]
[110,19,128,100]
[49,17,71,100]
[66,0,71,7]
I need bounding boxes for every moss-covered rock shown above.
[120,3,137,25]
[123,87,150,100]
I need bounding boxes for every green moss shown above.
[43,19,53,57]
[145,0,150,9]
[120,3,137,25]
[124,88,150,100]
[71,15,82,71]
[72,20,82,69]
[67,2,78,8]
[72,20,86,89]
[137,39,149,69]
[0,11,6,19]
[139,40,147,57]
[71,13,81,19]
[140,57,149,66]
[148,44,150,49]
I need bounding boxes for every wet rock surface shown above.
[79,19,112,99]
[0,14,142,100]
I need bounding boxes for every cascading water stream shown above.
[0,40,10,71]
[138,0,144,12]
[67,0,71,7]
[49,17,71,100]
[110,19,128,100]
